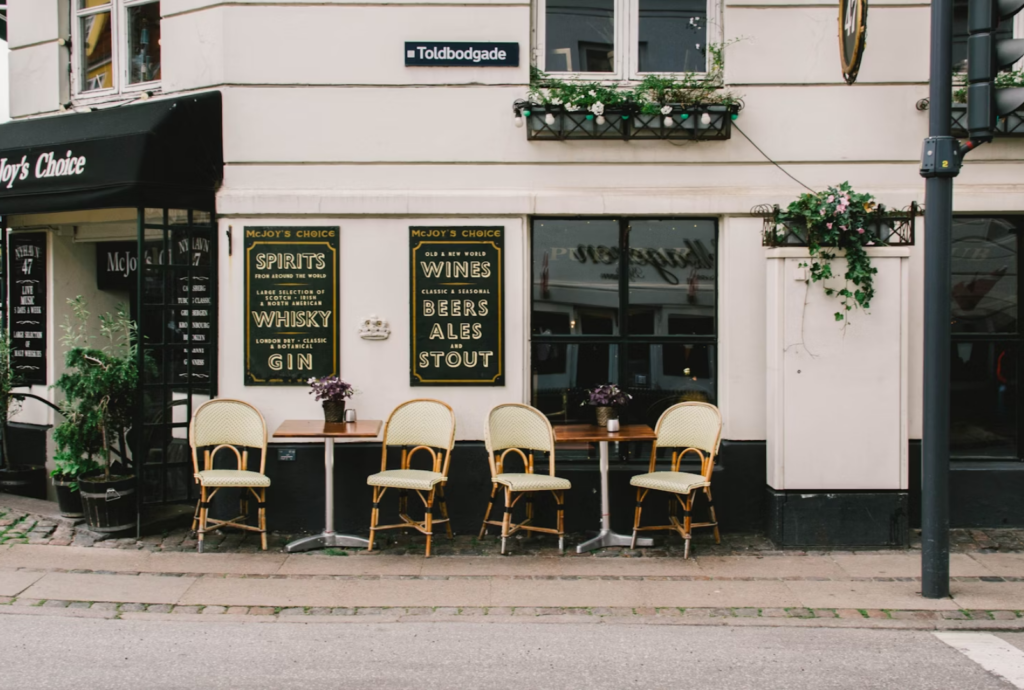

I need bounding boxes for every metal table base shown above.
[577,440,653,553]
[285,437,369,553]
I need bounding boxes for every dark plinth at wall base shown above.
[908,440,1024,528]
[765,488,909,548]
[216,439,768,538]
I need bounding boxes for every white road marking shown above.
[935,632,1024,689]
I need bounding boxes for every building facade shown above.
[2,0,1022,544]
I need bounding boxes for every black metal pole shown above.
[921,0,954,599]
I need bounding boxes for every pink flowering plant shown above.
[768,182,880,322]
[307,375,355,403]
[583,384,632,408]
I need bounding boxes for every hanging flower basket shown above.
[519,102,739,141]
[760,183,918,322]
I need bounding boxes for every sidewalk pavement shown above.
[1,496,1022,630]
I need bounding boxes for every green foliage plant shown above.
[953,69,1024,104]
[766,182,881,322]
[526,42,740,113]
[52,297,140,483]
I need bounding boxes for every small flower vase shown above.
[323,400,346,423]
[595,406,616,427]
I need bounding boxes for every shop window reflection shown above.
[950,342,1017,457]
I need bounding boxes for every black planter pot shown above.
[79,472,137,533]
[52,476,84,518]
[0,465,48,499]
[323,400,346,423]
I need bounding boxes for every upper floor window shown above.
[538,0,713,79]
[74,0,161,97]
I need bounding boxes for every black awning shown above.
[0,91,222,214]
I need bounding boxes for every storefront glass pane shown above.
[533,219,620,334]
[627,342,715,424]
[628,219,716,335]
[951,342,1017,457]
[127,2,162,84]
[80,11,113,92]
[951,216,1018,334]
[637,0,707,73]
[532,342,619,422]
[545,0,615,72]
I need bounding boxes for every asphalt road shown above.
[0,616,1019,689]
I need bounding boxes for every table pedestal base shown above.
[576,529,653,553]
[285,532,370,553]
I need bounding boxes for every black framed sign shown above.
[405,42,519,67]
[839,0,868,85]
[8,233,46,385]
[244,227,339,385]
[410,227,504,386]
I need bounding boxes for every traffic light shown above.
[967,0,1024,139]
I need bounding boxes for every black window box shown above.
[524,103,739,141]
[951,103,1024,137]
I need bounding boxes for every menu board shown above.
[410,227,504,386]
[244,227,339,385]
[8,233,46,385]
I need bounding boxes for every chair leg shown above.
[706,487,721,544]
[631,488,646,550]
[240,491,249,525]
[197,486,209,554]
[368,487,381,552]
[258,488,267,551]
[525,494,534,539]
[438,485,454,540]
[425,489,435,558]
[501,487,512,555]
[554,490,565,555]
[479,483,498,538]
[191,498,201,534]
[683,494,694,559]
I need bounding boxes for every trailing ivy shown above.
[767,182,881,322]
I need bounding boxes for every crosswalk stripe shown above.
[934,632,1024,689]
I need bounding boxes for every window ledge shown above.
[518,103,739,141]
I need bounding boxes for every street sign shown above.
[840,0,868,84]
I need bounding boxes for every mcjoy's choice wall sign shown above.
[410,227,504,386]
[244,227,339,385]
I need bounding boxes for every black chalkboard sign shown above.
[410,227,504,386]
[8,233,47,385]
[244,227,339,385]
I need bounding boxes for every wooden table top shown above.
[552,424,656,443]
[273,420,383,439]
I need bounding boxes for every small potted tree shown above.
[52,297,140,532]
[0,328,47,499]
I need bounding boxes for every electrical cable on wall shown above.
[732,122,815,193]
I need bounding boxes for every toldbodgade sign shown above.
[244,227,339,385]
[410,227,504,386]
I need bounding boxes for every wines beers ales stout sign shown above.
[410,227,504,386]
[244,227,339,385]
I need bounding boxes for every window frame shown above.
[529,216,719,428]
[533,0,721,82]
[71,0,161,103]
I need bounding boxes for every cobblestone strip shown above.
[0,595,1021,624]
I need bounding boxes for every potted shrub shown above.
[308,375,355,422]
[50,400,102,519]
[0,328,48,499]
[52,297,140,532]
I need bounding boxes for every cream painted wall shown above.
[217,217,526,441]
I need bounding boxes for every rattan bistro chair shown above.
[188,399,271,553]
[630,402,723,559]
[367,399,457,557]
[479,403,571,554]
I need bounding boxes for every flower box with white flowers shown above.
[516,55,741,142]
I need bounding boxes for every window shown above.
[74,0,161,97]
[531,218,717,430]
[538,0,714,78]
[950,215,1023,460]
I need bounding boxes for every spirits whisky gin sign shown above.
[245,227,339,385]
[410,227,504,386]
